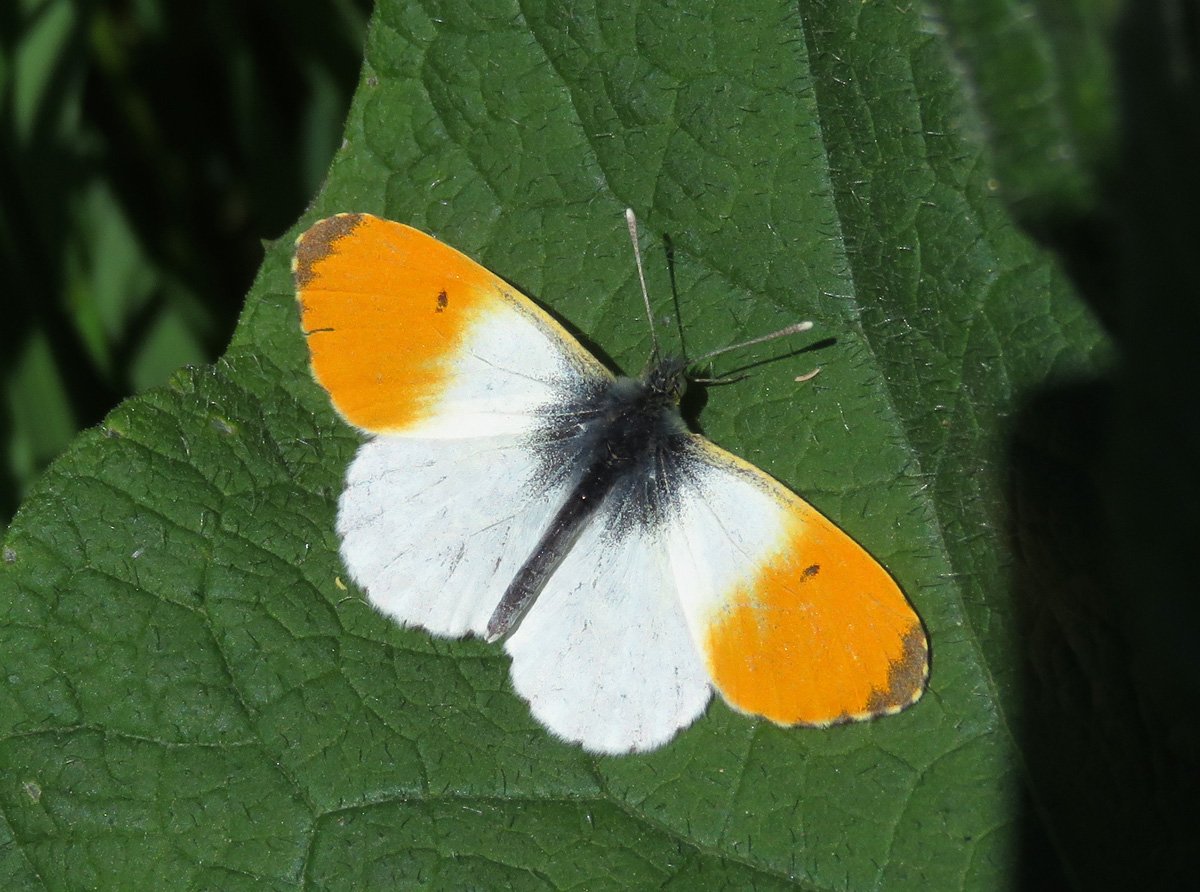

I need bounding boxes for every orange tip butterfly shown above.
[293,211,928,754]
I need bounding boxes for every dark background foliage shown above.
[1,0,371,524]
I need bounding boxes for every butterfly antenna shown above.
[625,208,660,360]
[691,321,814,366]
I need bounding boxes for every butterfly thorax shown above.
[587,356,691,471]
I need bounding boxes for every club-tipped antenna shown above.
[690,321,814,366]
[625,208,660,360]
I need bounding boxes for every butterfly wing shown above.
[295,214,610,436]
[504,493,713,754]
[294,214,613,637]
[667,437,928,726]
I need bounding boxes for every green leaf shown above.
[6,0,1183,888]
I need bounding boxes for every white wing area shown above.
[409,291,610,439]
[664,440,791,633]
[504,502,713,754]
[338,433,576,637]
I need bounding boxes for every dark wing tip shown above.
[293,213,369,289]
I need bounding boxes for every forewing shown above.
[294,213,611,437]
[666,437,929,726]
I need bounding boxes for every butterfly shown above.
[293,210,928,754]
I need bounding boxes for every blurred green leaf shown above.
[4,0,1186,889]
[4,331,75,496]
[9,0,77,144]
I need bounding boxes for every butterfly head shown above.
[643,355,690,405]
[623,208,815,409]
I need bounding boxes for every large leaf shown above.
[5,0,1181,888]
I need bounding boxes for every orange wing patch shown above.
[705,502,928,726]
[293,214,502,432]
